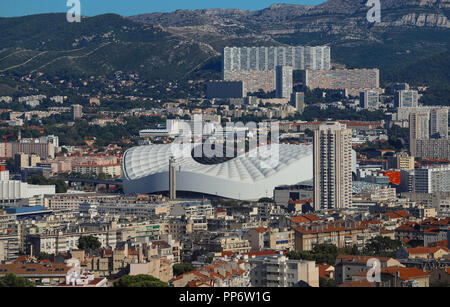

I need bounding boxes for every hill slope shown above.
[0,0,449,92]
[0,13,218,80]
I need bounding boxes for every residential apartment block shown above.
[248,253,319,287]
[294,222,374,251]
[304,69,380,94]
[223,46,331,71]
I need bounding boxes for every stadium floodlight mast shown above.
[366,0,381,23]
[67,0,81,23]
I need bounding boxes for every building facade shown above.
[313,122,353,210]
[223,46,331,71]
[249,254,319,287]
[304,69,380,93]
[414,166,450,194]
[395,90,419,108]
[275,66,293,99]
[409,111,430,157]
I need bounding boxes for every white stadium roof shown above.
[122,143,314,200]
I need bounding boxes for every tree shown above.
[0,274,35,287]
[173,262,195,276]
[286,244,339,265]
[363,236,404,258]
[27,175,68,193]
[113,274,169,287]
[319,277,337,287]
[286,251,315,261]
[312,244,338,265]
[338,245,360,256]
[77,235,101,251]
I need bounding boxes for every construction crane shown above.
[3,133,13,158]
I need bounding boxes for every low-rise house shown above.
[0,262,70,286]
[379,266,430,287]
[339,279,375,287]
[396,246,449,260]
[129,257,173,283]
[170,259,250,287]
[346,266,430,287]
[243,228,294,252]
[58,258,107,287]
[335,254,403,284]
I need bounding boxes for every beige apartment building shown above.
[244,228,294,251]
[266,229,295,251]
[304,69,379,93]
[129,258,173,282]
[313,122,353,210]
[215,236,251,254]
[294,222,374,251]
[387,152,415,170]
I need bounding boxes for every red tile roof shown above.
[381,267,429,281]
[431,240,448,248]
[317,264,334,279]
[338,280,375,287]
[0,263,70,276]
[407,246,448,255]
[383,211,412,220]
[336,255,392,264]
[290,214,320,224]
[220,251,235,257]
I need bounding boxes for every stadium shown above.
[122,143,315,200]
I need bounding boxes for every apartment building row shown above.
[223,46,331,72]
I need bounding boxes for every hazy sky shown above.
[0,0,326,17]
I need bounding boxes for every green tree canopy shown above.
[27,175,68,193]
[77,235,101,251]
[113,274,169,287]
[430,280,450,287]
[173,262,195,276]
[286,243,339,265]
[0,274,35,287]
